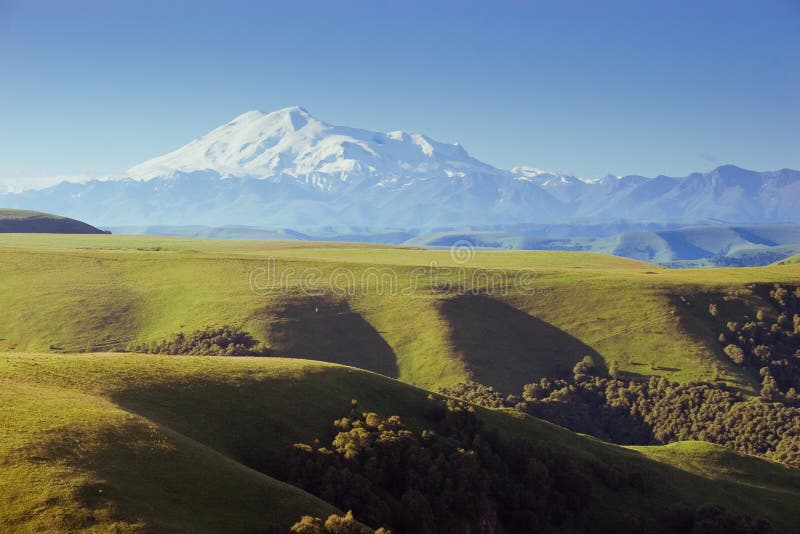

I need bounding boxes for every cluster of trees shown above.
[291,510,389,534]
[289,504,770,534]
[716,284,800,400]
[129,325,271,356]
[441,356,800,469]
[436,381,516,409]
[283,398,770,533]
[284,398,619,533]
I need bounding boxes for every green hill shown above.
[2,353,799,532]
[1,233,798,395]
[775,253,800,265]
[0,209,108,234]
[3,235,800,531]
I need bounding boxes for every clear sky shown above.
[0,0,798,189]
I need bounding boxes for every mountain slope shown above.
[0,209,108,234]
[1,107,797,227]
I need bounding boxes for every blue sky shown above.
[0,0,798,189]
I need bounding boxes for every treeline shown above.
[715,284,800,402]
[283,398,769,533]
[440,356,800,469]
[129,325,271,356]
[291,510,389,533]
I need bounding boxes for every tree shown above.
[130,324,271,356]
[761,372,781,402]
[291,515,325,534]
[522,382,545,401]
[723,344,745,365]
[752,345,772,364]
[291,512,386,534]
[324,510,374,534]
[608,361,620,379]
[708,303,718,317]
[770,285,788,307]
[572,355,596,380]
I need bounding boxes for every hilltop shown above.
[0,209,108,234]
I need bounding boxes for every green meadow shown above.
[2,233,798,393]
[2,233,800,531]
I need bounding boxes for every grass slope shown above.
[776,253,800,265]
[2,353,799,532]
[0,357,337,532]
[1,234,799,395]
[0,209,107,234]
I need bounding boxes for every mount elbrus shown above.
[2,106,798,227]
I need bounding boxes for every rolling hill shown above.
[2,233,799,395]
[0,209,108,234]
[2,353,799,532]
[3,234,800,531]
[776,253,800,265]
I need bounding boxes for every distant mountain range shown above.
[1,106,798,228]
[407,224,800,268]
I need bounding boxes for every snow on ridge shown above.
[124,106,653,193]
[126,107,497,189]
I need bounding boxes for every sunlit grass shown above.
[2,352,799,532]
[1,233,798,394]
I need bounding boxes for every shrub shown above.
[130,325,271,356]
[290,511,387,534]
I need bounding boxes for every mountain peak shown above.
[713,164,747,173]
[126,107,494,185]
[227,106,316,130]
[234,105,310,118]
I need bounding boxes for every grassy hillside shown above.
[630,441,800,495]
[776,253,800,265]
[2,353,799,532]
[0,209,108,234]
[1,234,799,395]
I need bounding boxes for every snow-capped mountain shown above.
[128,106,499,191]
[1,107,798,228]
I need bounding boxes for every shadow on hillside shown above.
[108,365,426,477]
[659,231,712,260]
[731,227,778,247]
[439,294,604,393]
[31,376,800,533]
[253,297,400,379]
[666,290,761,393]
